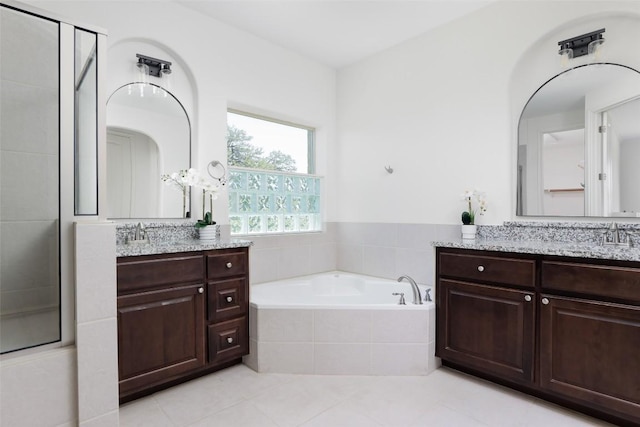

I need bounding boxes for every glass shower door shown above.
[0,5,60,353]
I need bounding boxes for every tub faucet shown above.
[397,275,423,305]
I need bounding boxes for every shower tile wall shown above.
[0,8,60,350]
[249,222,458,285]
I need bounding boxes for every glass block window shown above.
[227,110,320,235]
[228,168,322,234]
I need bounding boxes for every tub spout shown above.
[397,275,423,304]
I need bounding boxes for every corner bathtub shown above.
[243,272,438,376]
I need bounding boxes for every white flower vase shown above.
[461,224,477,240]
[199,225,220,241]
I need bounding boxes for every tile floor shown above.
[119,365,612,427]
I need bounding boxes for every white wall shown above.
[337,1,640,225]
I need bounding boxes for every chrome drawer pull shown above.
[524,295,532,302]
[198,287,204,294]
[477,265,485,272]
[226,337,234,344]
[226,262,233,269]
[226,296,233,303]
[542,298,550,305]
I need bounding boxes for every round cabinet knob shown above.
[542,298,550,305]
[226,296,233,303]
[477,266,485,272]
[198,287,204,294]
[524,295,532,302]
[226,337,234,344]
[226,262,233,269]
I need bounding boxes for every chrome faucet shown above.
[397,275,423,305]
[129,222,149,244]
[601,222,631,248]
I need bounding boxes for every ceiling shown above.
[176,0,494,69]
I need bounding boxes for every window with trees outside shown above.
[227,110,321,235]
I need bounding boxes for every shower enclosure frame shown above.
[0,0,107,355]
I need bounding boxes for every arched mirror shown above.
[107,83,191,218]
[517,63,640,217]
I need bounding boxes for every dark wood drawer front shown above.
[118,254,204,294]
[542,261,640,303]
[208,317,248,363]
[439,251,536,288]
[208,278,247,322]
[207,249,247,279]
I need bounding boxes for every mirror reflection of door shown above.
[107,128,160,218]
[605,97,640,216]
[542,128,585,216]
[518,64,640,217]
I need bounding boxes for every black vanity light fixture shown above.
[558,28,605,64]
[136,53,172,77]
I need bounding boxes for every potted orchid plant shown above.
[194,174,222,240]
[461,189,488,239]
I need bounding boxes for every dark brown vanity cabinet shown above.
[436,248,640,426]
[539,260,640,424]
[437,250,536,385]
[117,247,249,402]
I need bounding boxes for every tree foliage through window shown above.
[227,125,297,172]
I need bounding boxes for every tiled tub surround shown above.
[244,272,437,376]
[438,221,640,261]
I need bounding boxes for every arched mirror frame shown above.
[106,82,192,219]
[516,62,640,218]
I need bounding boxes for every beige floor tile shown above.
[187,401,278,427]
[117,364,612,427]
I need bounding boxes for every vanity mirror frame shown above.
[106,82,192,219]
[516,62,640,218]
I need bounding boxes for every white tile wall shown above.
[336,222,459,286]
[256,308,314,342]
[74,222,119,426]
[257,341,315,374]
[371,310,430,343]
[371,343,430,375]
[313,309,372,343]
[249,223,337,284]
[314,343,371,375]
[0,347,78,426]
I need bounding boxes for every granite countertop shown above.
[117,238,253,257]
[432,238,640,262]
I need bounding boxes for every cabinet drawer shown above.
[207,249,247,279]
[208,317,248,363]
[118,253,204,293]
[208,278,248,322]
[542,261,640,304]
[439,251,536,288]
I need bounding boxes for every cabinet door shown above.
[437,279,536,384]
[118,284,205,396]
[539,295,640,423]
